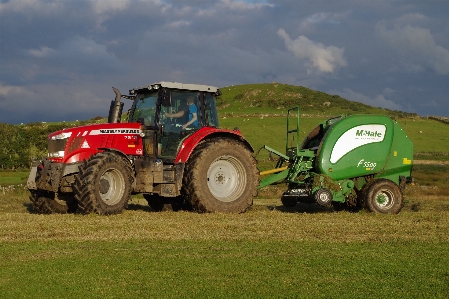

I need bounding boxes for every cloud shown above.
[0,0,63,14]
[219,0,273,11]
[0,83,33,97]
[332,88,402,111]
[277,29,347,74]
[376,20,449,75]
[26,37,129,75]
[89,0,132,14]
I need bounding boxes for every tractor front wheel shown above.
[364,179,403,214]
[74,152,132,215]
[29,191,78,214]
[183,139,259,213]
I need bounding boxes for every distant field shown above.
[221,115,449,162]
[0,171,29,187]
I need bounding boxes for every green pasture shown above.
[0,171,29,186]
[221,115,449,163]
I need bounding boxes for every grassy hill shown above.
[216,83,447,161]
[217,83,418,118]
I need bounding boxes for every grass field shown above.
[1,162,448,298]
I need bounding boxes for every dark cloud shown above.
[0,0,448,124]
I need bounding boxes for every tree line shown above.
[0,122,80,170]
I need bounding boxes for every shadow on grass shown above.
[23,202,35,213]
[255,202,336,214]
[127,203,154,212]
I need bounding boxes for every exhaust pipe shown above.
[108,87,124,123]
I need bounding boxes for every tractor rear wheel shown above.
[364,179,403,214]
[183,138,259,213]
[74,152,132,215]
[29,191,78,214]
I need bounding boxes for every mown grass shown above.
[1,184,449,298]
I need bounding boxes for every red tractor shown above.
[27,82,259,214]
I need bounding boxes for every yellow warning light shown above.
[403,158,412,165]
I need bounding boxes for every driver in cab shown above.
[164,96,198,130]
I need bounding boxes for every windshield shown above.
[128,91,159,126]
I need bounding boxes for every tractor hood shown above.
[47,122,143,164]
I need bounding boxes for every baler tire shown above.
[364,179,403,214]
[183,138,259,213]
[29,191,77,214]
[74,152,132,215]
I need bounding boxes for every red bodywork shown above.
[49,122,249,165]
[174,127,248,163]
[49,123,144,164]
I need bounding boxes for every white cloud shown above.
[299,12,348,30]
[167,20,192,29]
[277,29,347,74]
[27,46,56,58]
[332,88,402,111]
[376,21,449,75]
[220,0,273,11]
[89,0,131,14]
[0,83,33,97]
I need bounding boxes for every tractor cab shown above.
[127,82,220,159]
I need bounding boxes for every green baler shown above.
[259,108,413,214]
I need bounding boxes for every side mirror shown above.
[160,88,172,107]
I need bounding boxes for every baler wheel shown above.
[74,152,132,215]
[29,191,78,214]
[364,179,403,214]
[183,138,259,213]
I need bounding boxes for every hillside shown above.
[217,83,418,118]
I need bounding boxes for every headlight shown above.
[48,151,65,158]
[51,132,72,140]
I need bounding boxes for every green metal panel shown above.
[374,121,413,184]
[318,115,395,181]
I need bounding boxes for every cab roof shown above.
[131,82,218,94]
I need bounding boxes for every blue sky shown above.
[1,0,448,124]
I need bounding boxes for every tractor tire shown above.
[74,152,133,215]
[29,191,78,214]
[364,179,404,214]
[183,138,259,213]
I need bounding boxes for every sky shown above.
[1,0,448,124]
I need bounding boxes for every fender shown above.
[175,127,254,164]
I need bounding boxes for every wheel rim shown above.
[99,168,126,206]
[374,189,394,210]
[206,155,246,202]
